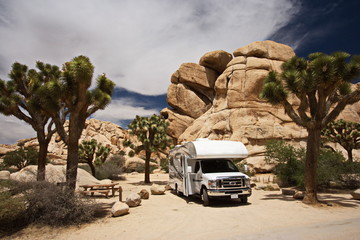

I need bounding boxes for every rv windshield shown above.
[200,159,239,173]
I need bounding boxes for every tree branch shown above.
[282,99,306,127]
[323,89,360,126]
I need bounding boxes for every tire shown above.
[175,184,183,196]
[201,188,210,206]
[241,196,248,204]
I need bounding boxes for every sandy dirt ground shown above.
[6,173,360,240]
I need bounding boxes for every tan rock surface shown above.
[199,50,233,73]
[162,41,360,171]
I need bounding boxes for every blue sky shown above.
[0,0,359,144]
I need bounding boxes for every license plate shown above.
[231,194,238,199]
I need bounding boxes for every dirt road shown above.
[8,173,360,240]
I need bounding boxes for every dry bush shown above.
[24,181,97,226]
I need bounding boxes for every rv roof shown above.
[184,139,248,159]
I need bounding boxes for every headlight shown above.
[245,178,250,187]
[208,180,217,188]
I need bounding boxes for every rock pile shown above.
[161,40,360,172]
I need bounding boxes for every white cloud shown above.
[0,0,300,143]
[0,0,299,95]
[0,115,35,144]
[92,99,159,122]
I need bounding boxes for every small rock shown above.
[151,184,165,195]
[126,193,142,207]
[264,184,280,191]
[111,201,129,217]
[351,189,360,200]
[282,188,296,195]
[138,189,150,199]
[0,170,10,180]
[293,191,305,200]
[165,184,172,191]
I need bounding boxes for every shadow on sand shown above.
[171,191,251,208]
[261,192,360,208]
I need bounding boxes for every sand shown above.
[6,173,360,240]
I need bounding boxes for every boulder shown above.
[167,83,212,119]
[177,63,218,93]
[151,184,165,195]
[199,50,233,73]
[9,164,111,189]
[138,189,150,199]
[282,188,296,196]
[263,183,280,191]
[293,191,305,200]
[0,145,16,156]
[111,201,129,217]
[160,108,194,139]
[0,170,10,180]
[233,40,295,61]
[351,189,360,200]
[125,193,142,207]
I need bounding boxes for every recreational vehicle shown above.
[169,139,251,206]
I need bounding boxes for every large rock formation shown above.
[2,119,164,170]
[161,41,360,172]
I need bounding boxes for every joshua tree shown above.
[79,139,111,176]
[124,114,171,183]
[0,62,64,180]
[54,56,115,190]
[322,119,360,162]
[260,52,360,204]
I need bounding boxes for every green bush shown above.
[265,140,305,187]
[3,146,39,170]
[265,140,358,188]
[160,158,169,173]
[95,154,125,180]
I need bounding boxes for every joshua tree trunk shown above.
[66,113,84,191]
[303,127,321,204]
[37,137,49,181]
[144,150,151,183]
[346,148,353,162]
[88,160,96,177]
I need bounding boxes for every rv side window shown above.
[194,161,200,173]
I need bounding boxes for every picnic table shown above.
[79,183,122,201]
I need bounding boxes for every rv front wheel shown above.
[201,188,210,206]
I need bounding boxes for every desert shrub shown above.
[3,146,39,170]
[0,180,27,235]
[118,150,126,156]
[236,160,255,176]
[265,140,360,188]
[24,181,97,226]
[95,154,125,180]
[128,150,135,157]
[317,149,346,187]
[265,140,305,187]
[339,162,360,189]
[160,158,169,173]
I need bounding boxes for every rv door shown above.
[181,155,193,196]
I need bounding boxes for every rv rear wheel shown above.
[175,184,183,196]
[201,188,210,206]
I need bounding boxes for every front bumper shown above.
[207,187,252,197]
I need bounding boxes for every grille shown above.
[219,177,245,188]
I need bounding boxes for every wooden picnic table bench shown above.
[79,183,122,201]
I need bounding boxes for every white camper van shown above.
[169,139,251,206]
